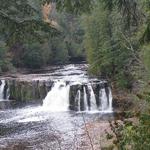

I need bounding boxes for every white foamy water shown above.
[0,64,114,150]
[43,81,70,112]
[76,89,81,111]
[88,84,97,111]
[83,86,88,111]
[108,87,113,112]
[42,81,113,113]
[100,88,109,111]
[0,80,5,100]
[0,64,113,113]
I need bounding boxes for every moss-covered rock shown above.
[8,79,53,103]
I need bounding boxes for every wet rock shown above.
[69,82,111,111]
[3,80,9,99]
[7,79,53,103]
[92,83,100,107]
[2,77,112,111]
[85,85,91,110]
[91,82,110,108]
[69,84,87,111]
[80,85,84,111]
[69,84,82,111]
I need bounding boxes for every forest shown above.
[0,0,150,149]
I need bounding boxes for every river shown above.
[0,64,118,150]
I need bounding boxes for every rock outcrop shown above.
[7,80,54,103]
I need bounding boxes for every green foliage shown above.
[0,0,60,70]
[49,36,69,64]
[115,86,150,149]
[82,4,110,75]
[0,0,58,46]
[117,114,150,150]
[0,0,150,148]
[58,13,85,59]
[0,41,12,72]
[23,43,46,69]
[142,44,150,73]
[82,2,135,88]
[0,0,85,70]
[54,0,93,14]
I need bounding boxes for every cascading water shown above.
[100,88,110,111]
[83,87,88,111]
[0,64,113,112]
[0,80,10,101]
[75,89,81,111]
[42,80,113,113]
[0,80,5,100]
[88,84,97,111]
[0,64,114,150]
[0,80,10,109]
[43,81,70,111]
[108,87,113,112]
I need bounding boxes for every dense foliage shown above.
[0,0,85,70]
[57,0,150,149]
[0,41,13,73]
[89,1,150,149]
[0,0,150,148]
[82,2,135,88]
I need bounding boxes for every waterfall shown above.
[0,80,10,101]
[100,88,109,111]
[42,80,113,113]
[83,87,88,111]
[98,87,113,112]
[0,80,5,100]
[108,87,113,112]
[6,88,10,100]
[43,81,70,111]
[88,85,97,111]
[75,90,81,111]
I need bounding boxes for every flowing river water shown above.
[0,64,120,150]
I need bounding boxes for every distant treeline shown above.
[0,1,85,72]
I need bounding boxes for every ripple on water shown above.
[0,105,116,149]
